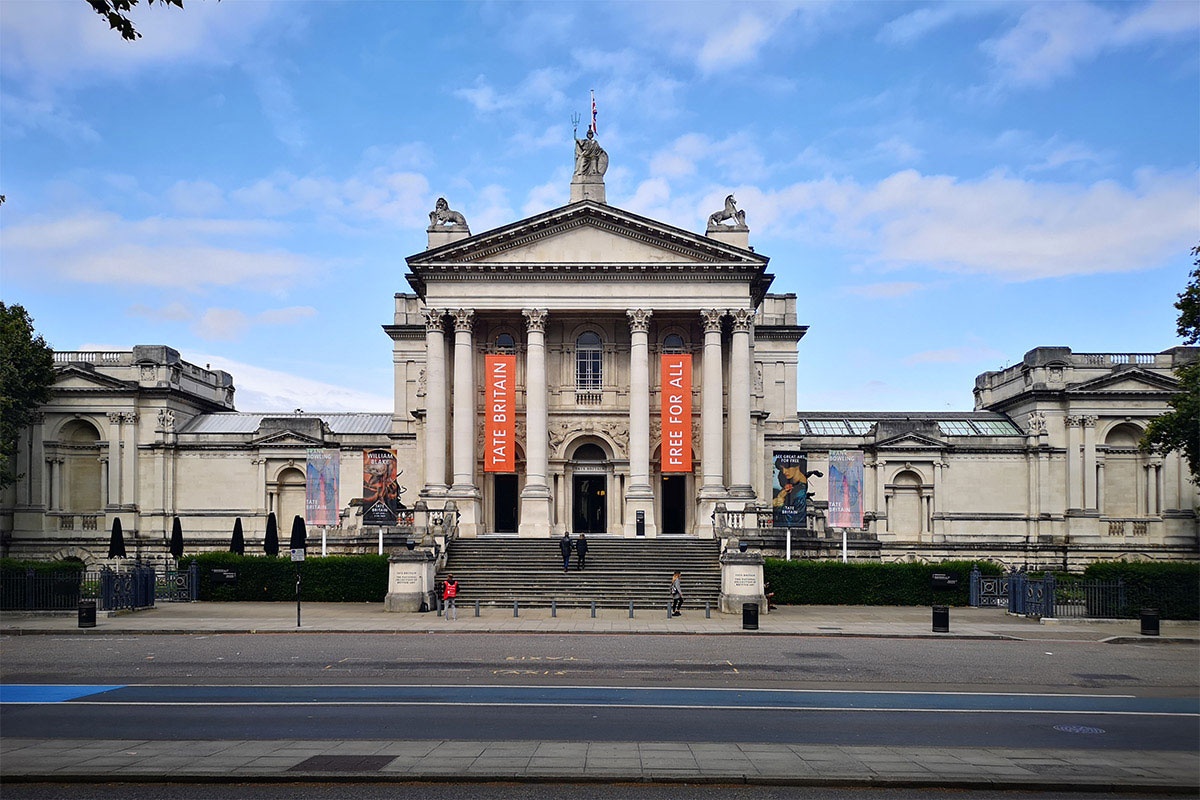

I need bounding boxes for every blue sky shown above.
[1,0,1197,413]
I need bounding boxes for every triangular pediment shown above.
[1068,368,1177,394]
[250,429,325,447]
[54,366,134,391]
[874,433,946,450]
[408,201,768,268]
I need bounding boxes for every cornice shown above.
[382,324,425,341]
[755,324,809,341]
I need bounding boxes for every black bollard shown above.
[705,601,711,619]
[513,600,519,618]
[474,599,480,617]
[666,601,672,618]
[551,599,557,618]
[628,600,634,618]
[436,595,443,617]
[591,600,596,618]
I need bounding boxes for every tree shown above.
[1142,245,1200,482]
[85,0,185,42]
[0,303,56,490]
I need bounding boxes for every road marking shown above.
[4,700,1192,716]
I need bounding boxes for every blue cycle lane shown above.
[2,684,1197,715]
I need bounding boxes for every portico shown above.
[398,194,780,538]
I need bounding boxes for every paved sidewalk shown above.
[2,602,1197,641]
[2,737,1197,791]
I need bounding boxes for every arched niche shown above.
[59,418,103,513]
[1102,422,1144,518]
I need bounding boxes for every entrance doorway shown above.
[494,474,518,533]
[661,475,686,534]
[573,474,607,533]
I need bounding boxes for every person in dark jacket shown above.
[559,533,572,572]
[576,533,588,570]
[670,571,683,616]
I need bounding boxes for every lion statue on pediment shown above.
[428,197,469,232]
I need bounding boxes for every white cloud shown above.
[167,180,226,215]
[697,14,771,73]
[522,172,571,218]
[125,302,318,341]
[232,169,431,228]
[877,4,996,46]
[127,301,195,322]
[3,211,310,289]
[453,67,570,114]
[984,1,1199,89]
[187,352,392,413]
[0,91,100,142]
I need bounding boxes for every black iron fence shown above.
[968,566,1183,619]
[3,564,164,612]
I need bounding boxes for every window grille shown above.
[805,420,849,435]
[973,420,1021,435]
[663,333,686,354]
[937,421,977,436]
[495,333,515,353]
[844,420,874,435]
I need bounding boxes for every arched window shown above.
[576,332,602,390]
[572,443,607,462]
[495,333,515,353]
[663,333,685,353]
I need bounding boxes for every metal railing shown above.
[970,567,1131,619]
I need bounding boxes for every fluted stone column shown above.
[422,309,448,497]
[697,309,726,536]
[448,309,481,536]
[520,309,552,536]
[1082,415,1097,511]
[728,308,755,500]
[106,412,122,508]
[1065,415,1082,511]
[121,413,138,508]
[625,308,657,536]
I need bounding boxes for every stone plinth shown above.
[384,550,437,612]
[718,549,766,614]
[706,226,749,250]
[570,176,606,203]
[427,228,470,250]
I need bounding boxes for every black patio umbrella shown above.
[107,518,126,559]
[169,517,184,560]
[264,512,279,556]
[289,515,307,552]
[230,518,245,556]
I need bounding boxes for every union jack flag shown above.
[590,90,597,134]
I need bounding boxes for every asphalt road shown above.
[2,633,1197,693]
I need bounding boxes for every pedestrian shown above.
[670,570,683,616]
[576,532,588,570]
[559,532,572,572]
[442,573,458,621]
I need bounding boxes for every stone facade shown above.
[3,153,1197,568]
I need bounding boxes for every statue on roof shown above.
[427,197,469,232]
[707,194,748,232]
[574,129,608,178]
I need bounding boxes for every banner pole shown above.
[378,528,383,556]
[321,526,327,557]
[841,528,848,563]
[785,528,791,561]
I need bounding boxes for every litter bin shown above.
[932,605,949,633]
[1140,608,1160,636]
[742,602,759,631]
[78,600,96,629]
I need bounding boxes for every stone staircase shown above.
[436,537,722,609]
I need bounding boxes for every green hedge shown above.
[182,553,389,602]
[0,558,85,573]
[1082,561,1199,620]
[764,559,1003,607]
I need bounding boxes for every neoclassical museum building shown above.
[3,137,1197,569]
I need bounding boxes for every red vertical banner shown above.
[485,354,516,473]
[660,354,692,472]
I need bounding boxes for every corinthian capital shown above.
[626,308,652,333]
[700,309,724,333]
[522,308,548,333]
[729,308,754,332]
[1064,415,1083,428]
[450,308,475,332]
[1081,415,1098,428]
[423,308,445,333]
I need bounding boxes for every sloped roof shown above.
[181,413,391,435]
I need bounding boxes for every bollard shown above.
[474,599,480,617]
[628,600,634,618]
[513,600,519,618]
[1140,608,1160,636]
[591,600,596,618]
[551,599,557,618]
[436,595,443,617]
[932,605,949,633]
[705,601,711,619]
[667,601,672,618]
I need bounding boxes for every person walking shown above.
[559,532,573,572]
[576,532,588,571]
[670,570,683,616]
[442,573,458,621]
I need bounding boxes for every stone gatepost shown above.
[384,550,437,612]
[719,549,767,614]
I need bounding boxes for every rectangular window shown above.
[576,349,602,390]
